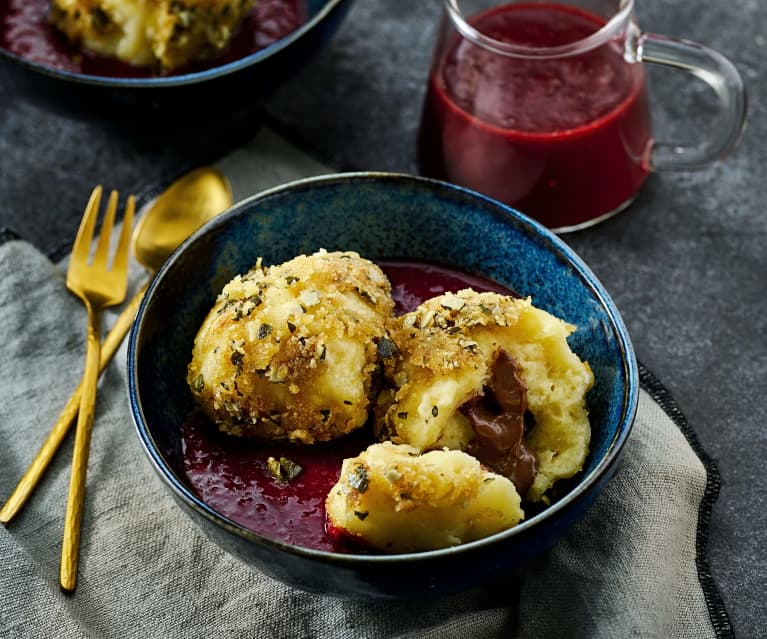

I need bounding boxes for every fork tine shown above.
[71,186,102,265]
[92,190,119,268]
[112,195,136,275]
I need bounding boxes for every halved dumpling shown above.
[375,290,593,502]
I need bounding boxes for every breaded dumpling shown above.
[325,442,523,552]
[50,0,255,70]
[187,250,394,444]
[375,290,593,502]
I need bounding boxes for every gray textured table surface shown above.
[1,0,765,636]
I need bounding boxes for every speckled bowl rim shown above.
[128,171,639,566]
[0,0,346,88]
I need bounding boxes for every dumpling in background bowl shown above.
[50,0,257,71]
[0,0,355,114]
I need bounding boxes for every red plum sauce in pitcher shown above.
[418,2,653,229]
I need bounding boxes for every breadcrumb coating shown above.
[187,250,394,444]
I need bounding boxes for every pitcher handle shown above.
[635,32,747,170]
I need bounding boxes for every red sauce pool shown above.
[0,0,306,77]
[180,260,516,552]
[418,2,653,230]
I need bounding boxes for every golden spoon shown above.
[0,167,232,525]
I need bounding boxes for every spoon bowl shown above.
[133,168,233,273]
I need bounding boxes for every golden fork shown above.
[60,186,134,593]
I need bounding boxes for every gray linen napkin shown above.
[0,130,731,638]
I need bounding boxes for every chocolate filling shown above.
[461,352,537,496]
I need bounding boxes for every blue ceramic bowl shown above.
[0,0,352,115]
[128,172,638,599]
